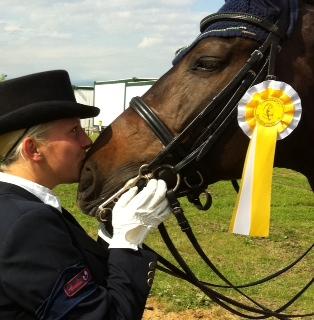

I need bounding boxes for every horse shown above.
[78,0,314,318]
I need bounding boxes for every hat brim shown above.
[0,100,100,134]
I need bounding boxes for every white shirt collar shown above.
[0,172,62,212]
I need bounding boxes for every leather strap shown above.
[131,97,174,146]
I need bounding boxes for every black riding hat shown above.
[0,70,100,135]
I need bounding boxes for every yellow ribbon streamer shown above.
[230,80,302,237]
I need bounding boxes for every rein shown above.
[127,10,313,320]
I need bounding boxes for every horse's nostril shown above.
[79,161,98,199]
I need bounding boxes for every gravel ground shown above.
[143,298,240,320]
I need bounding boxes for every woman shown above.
[0,70,171,319]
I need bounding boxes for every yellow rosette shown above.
[230,80,302,237]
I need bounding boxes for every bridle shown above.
[127,7,313,320]
[130,9,290,198]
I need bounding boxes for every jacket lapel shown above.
[0,181,108,283]
[0,182,107,259]
[61,208,108,259]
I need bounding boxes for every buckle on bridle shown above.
[152,164,181,191]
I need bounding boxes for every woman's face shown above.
[38,117,92,188]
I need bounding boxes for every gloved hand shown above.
[99,179,171,250]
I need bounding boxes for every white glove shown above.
[99,179,171,250]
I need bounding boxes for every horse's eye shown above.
[192,57,223,72]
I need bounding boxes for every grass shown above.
[55,168,313,317]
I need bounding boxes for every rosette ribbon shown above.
[229,80,302,237]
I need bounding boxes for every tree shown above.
[0,74,7,81]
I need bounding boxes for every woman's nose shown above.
[81,131,93,149]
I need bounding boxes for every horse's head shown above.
[78,0,314,217]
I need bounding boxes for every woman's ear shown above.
[23,138,42,161]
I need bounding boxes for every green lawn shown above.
[55,168,313,317]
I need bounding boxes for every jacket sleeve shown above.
[0,205,156,320]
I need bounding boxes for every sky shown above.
[1,0,224,85]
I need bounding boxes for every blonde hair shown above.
[0,123,51,170]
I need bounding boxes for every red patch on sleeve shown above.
[64,267,92,298]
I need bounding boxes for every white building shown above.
[93,78,156,127]
[73,85,94,132]
[74,78,156,132]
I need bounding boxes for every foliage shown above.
[0,74,7,81]
[55,168,313,316]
